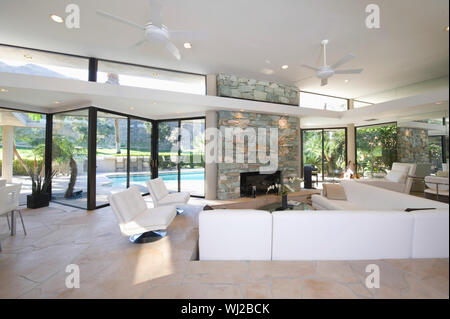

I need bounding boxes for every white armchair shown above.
[146,177,190,208]
[108,186,177,243]
[356,162,417,194]
[0,184,26,251]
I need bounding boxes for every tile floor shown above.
[0,198,448,299]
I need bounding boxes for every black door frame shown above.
[300,127,348,181]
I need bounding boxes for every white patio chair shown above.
[0,184,26,252]
[146,178,190,210]
[108,186,176,243]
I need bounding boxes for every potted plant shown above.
[27,159,55,209]
[267,177,304,209]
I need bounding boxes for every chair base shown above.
[129,230,167,244]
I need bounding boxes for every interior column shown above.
[205,110,218,200]
[1,125,14,182]
[347,123,356,166]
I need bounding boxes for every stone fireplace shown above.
[217,110,300,200]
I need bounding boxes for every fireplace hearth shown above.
[240,171,281,197]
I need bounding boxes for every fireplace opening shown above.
[240,171,281,197]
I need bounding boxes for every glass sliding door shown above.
[323,129,346,181]
[356,123,397,178]
[180,119,205,197]
[158,121,179,192]
[302,128,347,182]
[428,135,444,173]
[96,111,128,207]
[52,110,89,209]
[302,130,323,180]
[129,119,152,193]
[0,108,47,205]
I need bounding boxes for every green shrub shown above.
[0,159,44,176]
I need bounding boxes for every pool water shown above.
[107,171,204,187]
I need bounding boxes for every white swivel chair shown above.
[146,178,190,210]
[108,186,177,243]
[0,184,26,252]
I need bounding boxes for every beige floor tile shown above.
[272,278,302,299]
[302,278,359,299]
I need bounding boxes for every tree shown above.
[52,137,77,198]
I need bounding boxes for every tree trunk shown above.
[64,156,78,198]
[13,143,31,176]
[114,118,121,154]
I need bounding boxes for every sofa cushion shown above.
[272,211,414,260]
[199,210,272,260]
[410,210,449,258]
[312,194,363,210]
[323,183,347,200]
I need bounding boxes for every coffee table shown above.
[258,201,312,213]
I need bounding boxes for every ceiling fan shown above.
[97,0,200,60]
[301,39,363,86]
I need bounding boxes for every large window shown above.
[52,110,89,209]
[428,135,444,173]
[0,108,47,205]
[158,118,205,196]
[0,45,89,81]
[300,92,348,111]
[97,61,206,95]
[96,112,128,206]
[302,128,347,181]
[129,119,152,193]
[356,123,397,178]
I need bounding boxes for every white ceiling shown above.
[0,0,448,99]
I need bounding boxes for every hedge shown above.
[0,159,44,176]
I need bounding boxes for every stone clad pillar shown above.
[205,111,218,200]
[1,125,14,182]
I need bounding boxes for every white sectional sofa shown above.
[199,182,448,261]
[312,180,448,211]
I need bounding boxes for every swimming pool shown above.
[106,171,205,187]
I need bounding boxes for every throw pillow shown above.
[323,183,347,200]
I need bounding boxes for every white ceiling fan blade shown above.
[321,78,328,86]
[130,39,147,48]
[97,10,145,30]
[170,30,208,39]
[331,53,354,69]
[149,0,163,27]
[166,41,181,60]
[334,68,363,74]
[301,64,319,71]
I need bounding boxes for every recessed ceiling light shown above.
[435,101,443,105]
[53,101,60,104]
[183,42,192,49]
[130,106,135,110]
[24,54,32,60]
[344,79,349,83]
[152,72,159,77]
[50,14,64,23]
[0,88,8,92]
[281,65,289,70]
[446,26,449,32]
[239,109,244,112]
[152,101,157,105]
